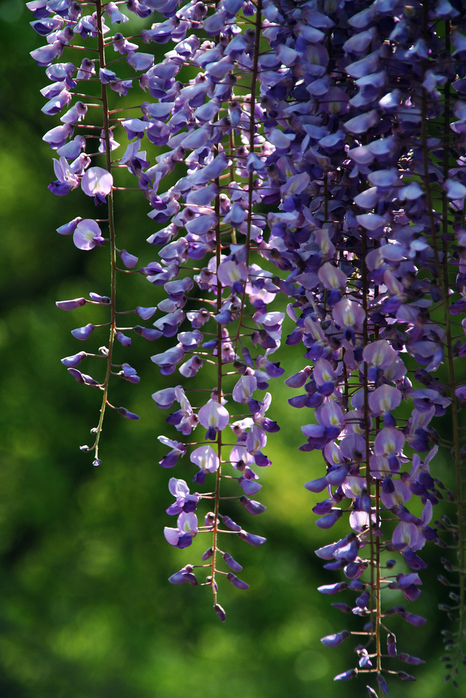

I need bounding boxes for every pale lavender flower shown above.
[198,398,229,440]
[81,167,113,204]
[158,436,186,468]
[190,445,219,476]
[166,478,199,514]
[164,511,198,548]
[73,219,104,250]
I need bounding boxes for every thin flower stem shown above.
[361,229,382,673]
[210,142,224,606]
[439,17,465,674]
[420,4,465,675]
[234,0,262,353]
[91,0,117,462]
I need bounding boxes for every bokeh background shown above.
[0,1,461,696]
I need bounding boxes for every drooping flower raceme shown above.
[261,0,466,691]
[30,0,283,622]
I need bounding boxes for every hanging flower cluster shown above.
[260,0,466,691]
[29,0,465,694]
[29,0,285,623]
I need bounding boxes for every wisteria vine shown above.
[29,0,466,694]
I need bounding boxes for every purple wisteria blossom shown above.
[164,511,198,548]
[73,219,105,251]
[29,0,466,692]
[81,166,113,204]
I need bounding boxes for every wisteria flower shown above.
[151,346,185,375]
[368,385,402,417]
[230,444,255,469]
[165,386,198,434]
[166,478,199,515]
[190,445,219,484]
[217,258,248,293]
[72,219,105,251]
[164,511,198,549]
[48,155,81,195]
[158,436,186,468]
[81,166,113,204]
[198,398,229,440]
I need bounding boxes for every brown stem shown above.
[361,231,382,673]
[91,0,117,461]
[234,0,262,351]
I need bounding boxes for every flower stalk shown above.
[92,0,117,464]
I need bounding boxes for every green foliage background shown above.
[0,2,459,696]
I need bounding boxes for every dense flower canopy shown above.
[29,0,466,694]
